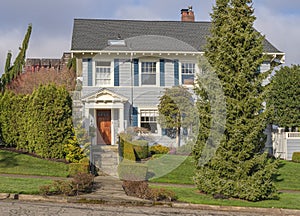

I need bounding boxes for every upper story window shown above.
[182,63,195,85]
[141,62,156,85]
[95,61,111,86]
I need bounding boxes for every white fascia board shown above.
[71,50,204,56]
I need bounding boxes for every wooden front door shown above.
[96,110,111,145]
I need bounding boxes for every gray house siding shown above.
[287,139,300,160]
[119,59,132,86]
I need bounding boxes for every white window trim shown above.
[138,108,161,135]
[139,60,160,87]
[93,60,114,87]
[180,61,198,86]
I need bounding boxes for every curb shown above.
[171,203,300,215]
[2,193,300,215]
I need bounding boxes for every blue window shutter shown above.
[114,59,120,86]
[174,59,179,86]
[162,128,166,136]
[87,58,93,86]
[160,59,165,87]
[132,106,138,127]
[133,59,139,86]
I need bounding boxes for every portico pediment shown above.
[82,88,128,104]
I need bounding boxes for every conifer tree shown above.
[0,24,32,91]
[193,0,278,201]
[267,65,300,131]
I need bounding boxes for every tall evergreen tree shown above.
[193,0,278,201]
[0,24,32,91]
[267,65,300,131]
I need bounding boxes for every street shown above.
[0,200,280,216]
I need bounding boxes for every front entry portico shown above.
[82,88,128,146]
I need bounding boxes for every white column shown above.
[111,109,115,145]
[119,106,124,133]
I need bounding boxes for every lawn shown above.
[0,149,69,177]
[0,177,53,194]
[150,155,300,209]
[148,155,194,184]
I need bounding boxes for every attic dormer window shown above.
[108,40,126,46]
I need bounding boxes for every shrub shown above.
[118,161,148,181]
[292,152,300,163]
[122,180,177,201]
[132,140,149,160]
[147,188,177,202]
[123,141,136,161]
[150,144,169,155]
[39,173,94,196]
[72,173,94,194]
[68,158,90,177]
[122,180,150,199]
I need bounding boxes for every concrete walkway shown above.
[78,175,153,205]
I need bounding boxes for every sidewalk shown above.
[1,174,300,215]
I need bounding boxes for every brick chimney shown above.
[181,6,195,22]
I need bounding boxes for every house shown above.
[70,6,284,172]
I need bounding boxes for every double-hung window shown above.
[141,62,156,85]
[181,63,195,85]
[95,61,111,86]
[140,110,158,133]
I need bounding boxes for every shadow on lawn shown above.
[273,160,285,184]
[0,151,19,168]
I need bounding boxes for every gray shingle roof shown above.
[71,19,282,53]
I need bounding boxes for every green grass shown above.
[150,156,300,209]
[276,160,300,191]
[0,150,69,177]
[157,186,300,210]
[148,155,194,184]
[0,177,53,194]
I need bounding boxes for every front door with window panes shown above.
[140,110,158,133]
[141,62,156,85]
[96,61,111,86]
[181,63,195,85]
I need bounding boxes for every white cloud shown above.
[254,5,300,65]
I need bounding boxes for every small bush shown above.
[39,173,94,196]
[122,180,149,199]
[147,188,177,202]
[72,172,94,194]
[118,161,148,181]
[132,140,148,160]
[68,158,89,176]
[122,180,177,202]
[150,144,169,155]
[292,152,300,163]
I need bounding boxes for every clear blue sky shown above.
[0,0,299,73]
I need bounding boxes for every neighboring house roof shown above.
[71,19,282,54]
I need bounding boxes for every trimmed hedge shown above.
[292,152,300,163]
[119,133,149,161]
[118,160,148,181]
[132,140,148,160]
[0,84,73,159]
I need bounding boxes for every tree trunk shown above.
[176,126,181,148]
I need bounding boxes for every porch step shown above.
[92,145,119,177]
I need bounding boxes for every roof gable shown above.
[82,88,128,103]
